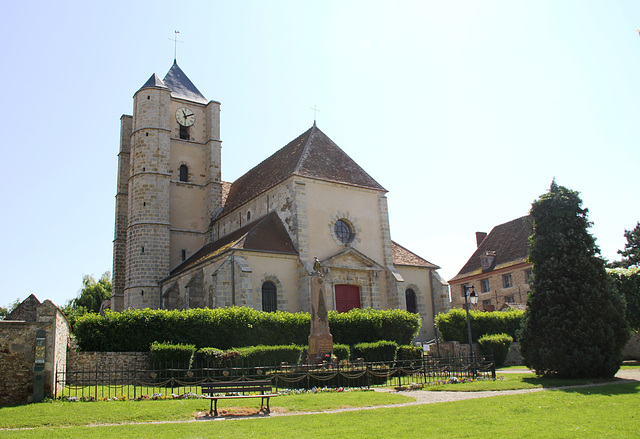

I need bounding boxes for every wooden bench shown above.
[201,380,277,416]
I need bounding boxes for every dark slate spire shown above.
[162,60,207,104]
[139,73,167,90]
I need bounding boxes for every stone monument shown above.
[308,266,333,363]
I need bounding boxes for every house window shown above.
[502,273,513,289]
[334,219,354,244]
[525,269,533,284]
[461,283,471,297]
[262,281,277,312]
[181,249,187,262]
[246,211,251,222]
[405,288,417,314]
[482,299,492,307]
[481,279,490,293]
[179,164,189,182]
[504,295,515,303]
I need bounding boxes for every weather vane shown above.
[170,30,183,62]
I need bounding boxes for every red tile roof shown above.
[220,124,386,217]
[392,241,439,269]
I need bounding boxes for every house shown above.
[449,216,533,311]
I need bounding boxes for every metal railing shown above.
[55,355,495,401]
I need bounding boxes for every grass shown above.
[423,373,618,392]
[1,381,638,438]
[0,390,412,429]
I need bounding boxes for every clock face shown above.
[176,107,196,127]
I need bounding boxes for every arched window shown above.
[405,288,417,314]
[246,211,251,222]
[262,281,277,312]
[179,164,188,182]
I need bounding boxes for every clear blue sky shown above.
[1,1,639,308]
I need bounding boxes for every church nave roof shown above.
[220,124,386,217]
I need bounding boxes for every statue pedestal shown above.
[308,273,333,363]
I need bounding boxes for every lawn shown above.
[1,381,638,438]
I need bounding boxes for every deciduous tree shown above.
[519,181,629,378]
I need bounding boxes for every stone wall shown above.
[0,322,35,406]
[66,351,152,383]
[0,300,69,406]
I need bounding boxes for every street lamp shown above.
[463,285,478,374]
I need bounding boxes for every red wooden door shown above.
[335,284,361,313]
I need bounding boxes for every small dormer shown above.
[480,251,496,271]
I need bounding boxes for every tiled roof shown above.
[219,124,386,217]
[169,211,297,277]
[162,61,208,104]
[450,216,532,282]
[392,241,439,269]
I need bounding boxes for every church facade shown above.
[111,61,449,341]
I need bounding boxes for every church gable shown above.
[320,248,383,271]
[220,124,385,217]
[170,211,297,277]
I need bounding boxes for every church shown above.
[111,61,449,341]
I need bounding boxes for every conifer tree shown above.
[617,222,640,268]
[519,181,629,378]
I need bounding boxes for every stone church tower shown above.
[112,61,222,311]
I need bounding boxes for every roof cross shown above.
[170,30,183,62]
[310,105,320,123]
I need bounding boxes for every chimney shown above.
[476,232,487,248]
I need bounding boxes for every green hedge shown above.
[435,309,524,343]
[478,333,513,367]
[609,267,640,331]
[396,345,423,361]
[73,307,422,352]
[149,341,195,369]
[328,308,421,346]
[233,345,303,366]
[353,340,398,362]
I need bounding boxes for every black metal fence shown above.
[55,356,495,401]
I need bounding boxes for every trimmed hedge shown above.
[233,345,303,366]
[435,309,524,343]
[73,307,421,352]
[353,340,398,362]
[396,345,423,361]
[149,341,195,369]
[333,343,350,361]
[328,308,421,346]
[478,333,513,367]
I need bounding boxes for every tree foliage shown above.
[519,182,629,378]
[611,221,640,268]
[73,272,112,312]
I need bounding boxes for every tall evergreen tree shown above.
[519,181,629,378]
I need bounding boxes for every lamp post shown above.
[463,285,478,374]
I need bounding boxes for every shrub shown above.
[234,345,303,367]
[73,307,422,352]
[353,340,398,362]
[478,333,513,367]
[608,267,640,331]
[396,345,423,361]
[332,343,350,361]
[329,308,420,346]
[435,309,524,343]
[149,341,196,369]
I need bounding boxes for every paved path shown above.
[266,368,640,418]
